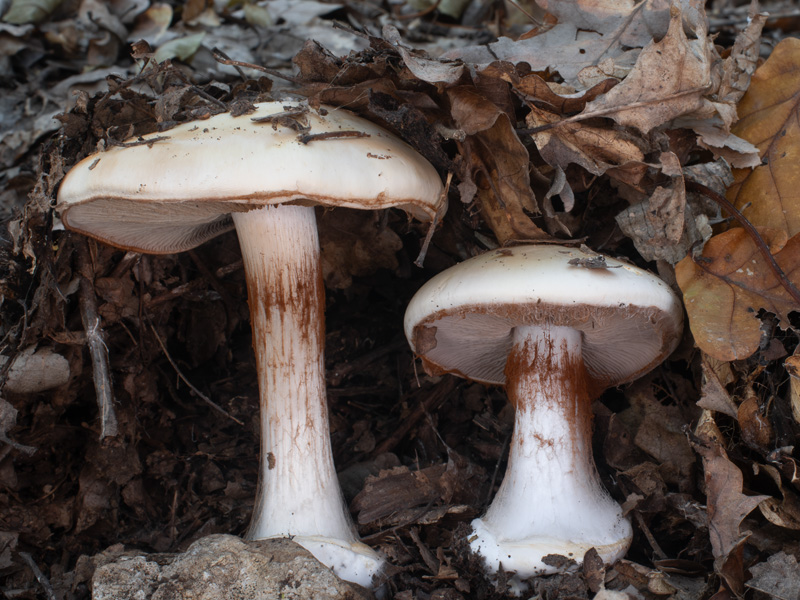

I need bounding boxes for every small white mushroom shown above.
[57,102,446,587]
[404,245,683,591]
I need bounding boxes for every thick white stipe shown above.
[469,325,631,591]
[234,205,383,588]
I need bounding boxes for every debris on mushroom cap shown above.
[404,245,684,389]
[56,101,446,254]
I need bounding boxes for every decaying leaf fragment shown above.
[383,25,464,85]
[754,462,800,531]
[692,420,768,593]
[0,397,36,455]
[746,552,800,600]
[697,354,737,418]
[526,104,645,176]
[578,5,711,134]
[728,37,800,238]
[448,86,549,244]
[0,346,70,394]
[694,7,765,167]
[675,228,800,361]
[2,0,61,24]
[615,151,707,264]
[626,379,696,485]
[447,0,678,89]
[785,348,800,424]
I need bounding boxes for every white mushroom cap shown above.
[57,101,445,253]
[404,245,683,389]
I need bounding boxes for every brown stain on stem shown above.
[504,328,594,455]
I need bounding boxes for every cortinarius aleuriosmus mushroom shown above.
[404,245,682,588]
[57,101,446,587]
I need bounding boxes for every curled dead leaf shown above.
[578,6,711,134]
[753,462,800,531]
[692,427,767,594]
[736,389,773,450]
[697,354,737,418]
[785,349,800,425]
[383,25,464,85]
[448,87,549,244]
[616,153,704,264]
[526,104,646,176]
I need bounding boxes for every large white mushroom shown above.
[57,101,446,587]
[404,245,683,590]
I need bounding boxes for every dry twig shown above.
[76,238,118,439]
[19,552,57,600]
[148,321,244,426]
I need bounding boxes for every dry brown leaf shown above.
[448,0,685,89]
[513,73,618,115]
[675,228,800,361]
[352,464,444,525]
[681,4,766,162]
[1,346,70,394]
[785,348,800,425]
[728,38,800,238]
[579,6,710,134]
[449,87,549,243]
[736,388,773,449]
[448,23,637,90]
[75,465,114,533]
[715,7,767,111]
[526,104,645,176]
[693,126,761,169]
[626,381,696,486]
[383,25,464,84]
[755,463,800,531]
[95,275,139,324]
[538,0,705,45]
[692,430,767,579]
[697,354,737,418]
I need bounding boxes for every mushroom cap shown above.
[404,245,683,388]
[57,102,445,254]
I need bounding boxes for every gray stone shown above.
[91,534,374,600]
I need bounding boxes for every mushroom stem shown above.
[232,204,383,586]
[470,324,631,583]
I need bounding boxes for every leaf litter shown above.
[0,0,799,599]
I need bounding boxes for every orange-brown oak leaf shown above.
[728,38,800,237]
[675,228,800,361]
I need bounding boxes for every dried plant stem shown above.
[147,321,243,426]
[415,172,451,268]
[685,180,800,306]
[76,239,118,439]
[146,259,243,308]
[19,552,57,600]
[371,376,458,457]
[211,48,302,84]
[505,0,543,25]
